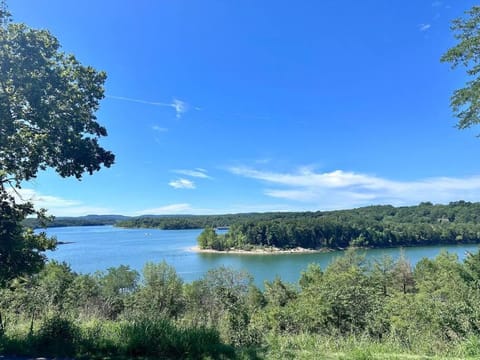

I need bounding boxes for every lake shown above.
[44,225,480,286]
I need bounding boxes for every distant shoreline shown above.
[188,245,335,255]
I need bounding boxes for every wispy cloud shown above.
[107,95,189,118]
[9,188,113,216]
[431,1,442,7]
[136,203,224,215]
[171,99,187,119]
[152,125,168,132]
[172,169,211,179]
[136,203,193,215]
[223,203,294,213]
[419,23,431,32]
[168,178,196,189]
[228,166,480,210]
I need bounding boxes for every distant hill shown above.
[23,215,130,229]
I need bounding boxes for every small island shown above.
[190,244,332,255]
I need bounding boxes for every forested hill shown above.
[118,201,480,230]
[192,201,480,250]
[116,212,309,229]
[24,215,130,229]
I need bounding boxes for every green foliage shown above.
[304,252,374,334]
[37,261,76,312]
[0,21,114,181]
[198,226,220,249]
[441,6,480,130]
[263,277,297,307]
[6,251,480,358]
[0,7,114,288]
[193,202,480,251]
[23,214,129,229]
[299,263,323,289]
[117,212,304,230]
[34,315,79,357]
[0,316,236,359]
[65,274,102,318]
[129,261,184,319]
[183,267,257,347]
[0,190,56,286]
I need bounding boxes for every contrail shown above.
[106,95,172,107]
[107,95,187,118]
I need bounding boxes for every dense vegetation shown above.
[3,251,480,358]
[23,215,129,229]
[193,201,480,250]
[116,212,303,230]
[0,6,114,288]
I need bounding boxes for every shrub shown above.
[34,315,79,357]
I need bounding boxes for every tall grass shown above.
[0,315,235,359]
[263,332,480,359]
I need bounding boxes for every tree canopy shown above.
[194,201,480,251]
[0,22,114,182]
[0,9,114,285]
[441,6,480,130]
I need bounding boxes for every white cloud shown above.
[136,203,193,215]
[12,188,79,207]
[136,203,296,216]
[229,166,384,188]
[168,178,196,189]
[152,125,168,132]
[419,23,431,32]
[107,95,189,118]
[9,188,113,216]
[431,1,442,7]
[172,98,187,119]
[172,169,211,179]
[228,166,480,210]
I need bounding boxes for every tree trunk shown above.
[0,308,4,336]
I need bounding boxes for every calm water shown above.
[43,226,480,286]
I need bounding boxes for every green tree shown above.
[0,7,114,286]
[197,226,218,249]
[315,251,374,334]
[130,261,184,319]
[96,265,139,319]
[65,274,101,318]
[263,277,297,307]
[36,261,76,312]
[183,267,254,345]
[441,6,480,130]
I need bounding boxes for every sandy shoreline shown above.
[188,245,334,255]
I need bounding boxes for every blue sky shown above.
[10,0,480,216]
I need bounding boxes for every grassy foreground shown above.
[3,250,480,359]
[2,319,480,359]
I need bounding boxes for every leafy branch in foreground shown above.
[0,7,114,285]
[442,6,480,130]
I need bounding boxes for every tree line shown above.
[23,215,129,229]
[115,212,305,230]
[197,201,480,250]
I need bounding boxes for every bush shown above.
[34,315,79,357]
[76,319,119,357]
